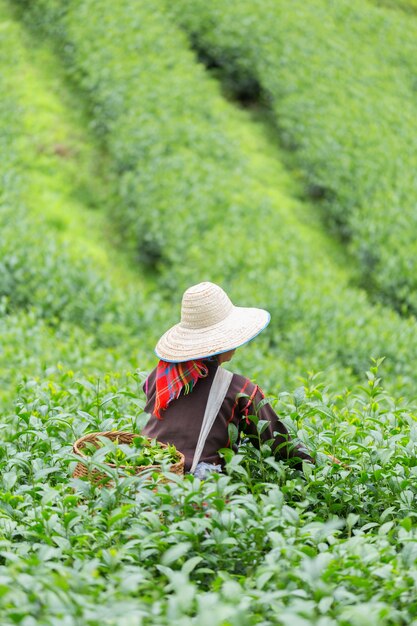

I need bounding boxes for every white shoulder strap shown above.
[190,367,233,474]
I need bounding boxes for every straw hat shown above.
[155,282,270,363]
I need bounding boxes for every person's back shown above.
[142,282,314,477]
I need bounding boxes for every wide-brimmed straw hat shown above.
[155,282,270,363]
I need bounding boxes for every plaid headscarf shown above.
[152,359,209,419]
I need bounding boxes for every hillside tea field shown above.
[14,0,417,396]
[167,0,417,314]
[1,0,417,623]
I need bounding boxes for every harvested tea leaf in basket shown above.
[72,431,185,481]
[83,434,180,474]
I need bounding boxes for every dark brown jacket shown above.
[142,360,313,472]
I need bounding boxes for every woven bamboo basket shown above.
[72,430,184,483]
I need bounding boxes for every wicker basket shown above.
[72,430,185,483]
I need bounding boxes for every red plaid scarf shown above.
[152,359,209,419]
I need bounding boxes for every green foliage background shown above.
[1,0,417,623]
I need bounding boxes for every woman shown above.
[142,281,314,478]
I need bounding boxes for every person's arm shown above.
[239,386,314,469]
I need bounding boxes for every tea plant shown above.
[168,0,417,314]
[369,0,417,12]
[0,363,417,624]
[12,0,417,397]
[1,1,171,337]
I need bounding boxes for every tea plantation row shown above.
[167,0,417,314]
[369,0,417,12]
[0,5,162,402]
[15,0,417,395]
[0,12,134,330]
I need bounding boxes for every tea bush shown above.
[0,362,416,624]
[0,7,165,357]
[369,0,417,12]
[14,0,417,395]
[0,6,163,409]
[167,0,417,314]
[0,16,126,333]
